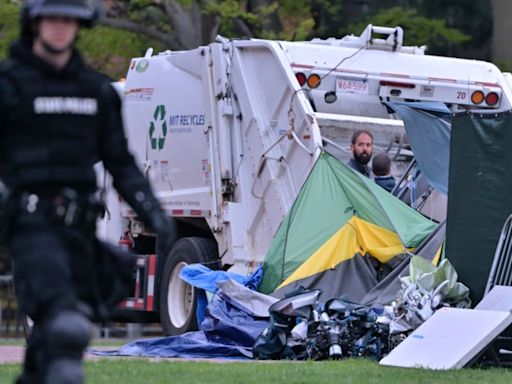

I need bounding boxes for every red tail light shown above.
[295,72,306,86]
[485,92,499,106]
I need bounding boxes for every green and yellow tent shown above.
[259,152,437,302]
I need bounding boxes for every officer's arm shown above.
[0,72,18,156]
[97,83,171,234]
[0,76,9,135]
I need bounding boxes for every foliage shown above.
[0,0,497,72]
[417,0,492,49]
[203,0,315,41]
[106,0,316,44]
[202,0,260,37]
[347,7,470,55]
[353,0,491,58]
[78,26,164,79]
[0,0,20,59]
[272,0,315,41]
[310,0,344,38]
[494,59,512,73]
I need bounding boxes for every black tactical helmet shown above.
[21,0,101,37]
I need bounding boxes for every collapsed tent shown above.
[259,152,437,303]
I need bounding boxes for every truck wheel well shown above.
[153,217,217,311]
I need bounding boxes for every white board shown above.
[379,307,512,369]
[475,285,512,312]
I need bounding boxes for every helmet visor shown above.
[30,5,94,20]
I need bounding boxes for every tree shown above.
[347,6,469,56]
[0,0,19,58]
[490,0,512,70]
[102,0,211,50]
[411,0,492,59]
[101,0,316,50]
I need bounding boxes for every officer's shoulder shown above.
[0,58,21,93]
[80,66,112,86]
[0,58,19,75]
[81,67,119,97]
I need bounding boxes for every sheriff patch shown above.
[34,97,98,115]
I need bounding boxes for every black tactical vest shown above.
[0,40,165,228]
[0,40,108,192]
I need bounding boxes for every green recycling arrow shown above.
[149,105,168,150]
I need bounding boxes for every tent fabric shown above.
[272,252,384,302]
[276,217,404,290]
[260,152,436,299]
[446,111,512,303]
[386,101,451,195]
[360,221,446,306]
[216,279,278,317]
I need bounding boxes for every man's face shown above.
[351,133,373,165]
[37,16,79,53]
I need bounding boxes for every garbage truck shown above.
[97,25,512,335]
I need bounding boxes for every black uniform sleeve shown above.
[0,67,19,168]
[97,82,168,232]
[0,78,5,134]
[0,72,13,135]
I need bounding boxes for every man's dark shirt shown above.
[347,158,371,178]
[374,175,396,192]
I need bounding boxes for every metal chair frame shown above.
[485,214,512,295]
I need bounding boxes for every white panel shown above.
[475,285,512,312]
[380,307,512,370]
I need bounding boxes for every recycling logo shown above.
[149,105,167,150]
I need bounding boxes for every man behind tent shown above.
[347,130,373,178]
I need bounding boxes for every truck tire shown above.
[159,237,219,336]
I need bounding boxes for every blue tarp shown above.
[95,292,268,359]
[92,268,272,359]
[180,264,263,323]
[179,264,263,293]
[386,101,452,195]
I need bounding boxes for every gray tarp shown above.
[386,102,451,195]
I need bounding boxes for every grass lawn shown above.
[0,358,511,384]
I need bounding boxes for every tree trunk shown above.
[161,0,203,49]
[491,0,512,69]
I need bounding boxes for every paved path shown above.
[0,346,112,365]
[0,346,24,364]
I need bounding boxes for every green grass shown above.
[0,358,511,384]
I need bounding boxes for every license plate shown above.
[336,78,369,94]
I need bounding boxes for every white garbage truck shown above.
[97,25,512,335]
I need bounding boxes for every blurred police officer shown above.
[0,1,175,383]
